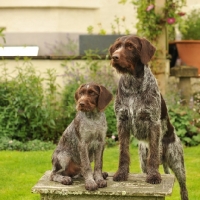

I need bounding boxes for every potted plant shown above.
[176,9,200,74]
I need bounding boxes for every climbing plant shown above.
[120,0,186,42]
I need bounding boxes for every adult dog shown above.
[109,35,188,200]
[50,83,112,191]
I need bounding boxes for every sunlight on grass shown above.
[0,145,199,200]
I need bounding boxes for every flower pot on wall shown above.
[175,40,200,75]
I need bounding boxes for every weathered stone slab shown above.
[170,65,199,104]
[170,65,198,77]
[32,171,174,200]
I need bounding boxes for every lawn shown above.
[0,146,199,200]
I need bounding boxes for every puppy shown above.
[109,35,188,200]
[50,83,112,191]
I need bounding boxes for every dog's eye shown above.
[79,92,84,96]
[115,44,121,50]
[89,91,97,96]
[126,43,134,50]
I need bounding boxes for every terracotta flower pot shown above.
[175,40,200,75]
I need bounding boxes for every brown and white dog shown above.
[50,83,112,191]
[109,35,188,200]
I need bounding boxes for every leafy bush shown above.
[166,89,200,146]
[106,134,118,148]
[0,59,67,143]
[179,9,200,40]
[104,102,117,136]
[169,106,200,146]
[0,137,55,151]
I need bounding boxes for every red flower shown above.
[146,4,154,12]
[167,18,176,24]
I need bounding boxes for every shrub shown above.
[0,59,66,143]
[179,9,200,40]
[0,137,55,151]
[166,89,200,146]
[104,102,117,137]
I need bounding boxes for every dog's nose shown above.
[112,53,119,60]
[79,102,85,107]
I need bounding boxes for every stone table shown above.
[32,171,175,200]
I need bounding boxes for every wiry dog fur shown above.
[109,35,188,200]
[50,83,112,191]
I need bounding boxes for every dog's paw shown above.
[102,172,108,179]
[61,176,73,185]
[146,172,162,184]
[96,179,107,188]
[85,179,98,191]
[113,170,128,181]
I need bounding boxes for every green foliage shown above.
[130,0,186,42]
[62,81,81,126]
[106,133,118,148]
[0,27,6,44]
[110,16,130,35]
[193,92,200,121]
[105,102,117,136]
[0,58,66,143]
[87,16,130,35]
[87,26,94,34]
[168,106,200,146]
[179,9,200,40]
[0,53,118,149]
[132,0,162,41]
[0,137,55,151]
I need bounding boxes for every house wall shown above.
[0,0,200,95]
[0,0,136,34]
[0,0,199,34]
[0,0,136,56]
[0,0,199,56]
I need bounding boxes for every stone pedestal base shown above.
[32,171,174,200]
[170,65,198,104]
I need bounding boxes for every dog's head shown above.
[75,83,113,112]
[109,35,156,75]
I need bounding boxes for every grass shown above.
[0,146,200,200]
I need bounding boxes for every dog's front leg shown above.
[146,122,162,184]
[113,108,130,181]
[79,143,98,191]
[93,144,107,188]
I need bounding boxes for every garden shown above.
[1,0,200,199]
[0,54,200,200]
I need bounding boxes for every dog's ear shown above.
[97,85,113,111]
[140,38,156,65]
[74,84,85,101]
